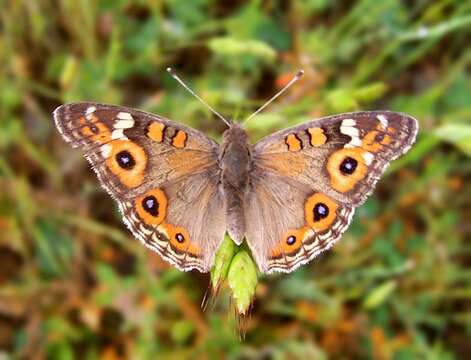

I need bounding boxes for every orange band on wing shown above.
[147,122,165,142]
[106,140,147,188]
[172,130,187,148]
[304,193,338,232]
[327,148,368,193]
[160,223,200,255]
[135,189,167,225]
[307,127,327,146]
[285,134,302,151]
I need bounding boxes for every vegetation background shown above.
[1,0,470,359]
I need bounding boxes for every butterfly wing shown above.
[54,102,226,272]
[247,111,418,273]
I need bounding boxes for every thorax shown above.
[219,124,252,190]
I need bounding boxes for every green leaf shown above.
[207,37,276,63]
[227,250,258,315]
[435,123,471,157]
[325,89,358,113]
[210,235,237,291]
[352,82,388,103]
[363,280,398,309]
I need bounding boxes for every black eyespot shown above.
[142,195,159,216]
[116,150,136,169]
[89,124,99,134]
[175,233,185,243]
[313,203,329,221]
[286,235,296,245]
[374,133,385,142]
[340,156,357,175]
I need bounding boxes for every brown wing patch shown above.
[257,152,308,177]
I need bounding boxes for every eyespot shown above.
[175,233,185,243]
[106,140,147,188]
[304,193,338,232]
[80,117,111,143]
[270,227,311,258]
[362,130,391,152]
[313,202,329,221]
[339,156,357,175]
[142,195,159,216]
[115,150,136,169]
[160,224,200,255]
[135,189,167,225]
[286,235,296,245]
[326,148,367,193]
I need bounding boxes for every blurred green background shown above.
[1,0,471,359]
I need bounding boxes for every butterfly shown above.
[54,84,418,274]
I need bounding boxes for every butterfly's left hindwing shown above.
[248,111,418,273]
[54,102,226,272]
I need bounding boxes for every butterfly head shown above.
[222,121,249,145]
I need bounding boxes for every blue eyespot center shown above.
[142,195,159,216]
[313,203,329,221]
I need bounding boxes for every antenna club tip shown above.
[166,67,175,75]
[295,69,305,79]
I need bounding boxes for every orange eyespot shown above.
[135,189,167,225]
[362,130,391,152]
[327,148,367,193]
[106,140,147,188]
[285,133,302,151]
[304,193,338,232]
[147,122,165,142]
[270,227,311,258]
[160,223,200,255]
[80,117,111,143]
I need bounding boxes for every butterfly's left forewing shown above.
[247,111,418,273]
[54,102,226,272]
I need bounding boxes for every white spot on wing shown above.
[377,114,388,129]
[85,106,96,121]
[342,119,356,127]
[341,119,363,148]
[117,112,133,120]
[114,119,135,129]
[111,129,128,140]
[101,144,112,157]
[362,151,374,165]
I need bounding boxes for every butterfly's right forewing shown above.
[54,102,226,272]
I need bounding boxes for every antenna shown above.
[166,67,231,127]
[244,69,304,124]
